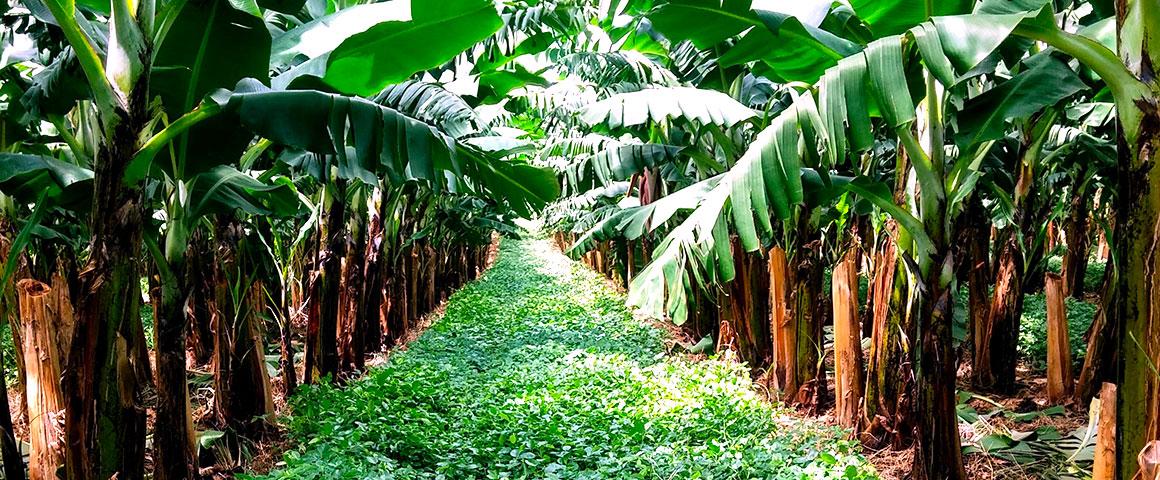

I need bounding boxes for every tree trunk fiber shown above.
[862,235,913,449]
[786,233,825,411]
[975,234,1024,392]
[64,106,151,480]
[1044,273,1072,403]
[153,256,198,480]
[279,287,298,398]
[864,147,916,448]
[768,247,793,392]
[913,255,967,480]
[305,179,346,382]
[338,203,368,374]
[1061,191,1091,298]
[406,246,419,332]
[965,196,991,372]
[1112,4,1160,467]
[18,277,72,480]
[361,211,384,355]
[1115,110,1160,479]
[1095,226,1109,262]
[1091,382,1115,480]
[186,231,215,366]
[716,291,739,359]
[832,250,862,430]
[425,244,437,312]
[1076,271,1117,404]
[303,225,321,384]
[727,239,769,371]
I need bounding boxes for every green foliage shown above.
[1018,294,1097,372]
[276,0,503,95]
[250,240,876,480]
[1045,256,1107,295]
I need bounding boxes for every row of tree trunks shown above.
[211,223,276,436]
[376,240,490,351]
[563,231,833,412]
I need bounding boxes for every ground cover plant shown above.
[250,240,875,479]
[1018,293,1099,372]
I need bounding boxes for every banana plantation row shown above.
[0,0,1158,479]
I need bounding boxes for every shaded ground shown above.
[247,239,875,479]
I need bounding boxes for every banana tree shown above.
[615,1,1152,477]
[967,59,1088,392]
[14,0,512,476]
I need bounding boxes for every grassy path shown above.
[251,240,877,479]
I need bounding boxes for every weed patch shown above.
[249,240,876,479]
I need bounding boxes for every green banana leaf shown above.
[151,0,271,178]
[580,86,756,129]
[208,79,559,216]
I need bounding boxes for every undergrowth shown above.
[249,240,876,480]
[1018,294,1097,372]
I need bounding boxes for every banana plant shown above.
[614,0,1152,477]
[7,0,514,476]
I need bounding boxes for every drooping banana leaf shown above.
[270,1,411,70]
[580,86,757,129]
[18,48,90,123]
[372,80,482,139]
[186,165,303,218]
[204,79,558,216]
[624,2,1061,322]
[151,0,271,178]
[472,31,555,74]
[557,50,680,87]
[649,0,860,84]
[278,0,502,95]
[954,54,1087,147]
[847,0,974,37]
[559,144,682,195]
[718,9,862,84]
[0,153,93,208]
[568,176,720,256]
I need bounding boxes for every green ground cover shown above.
[251,240,875,480]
